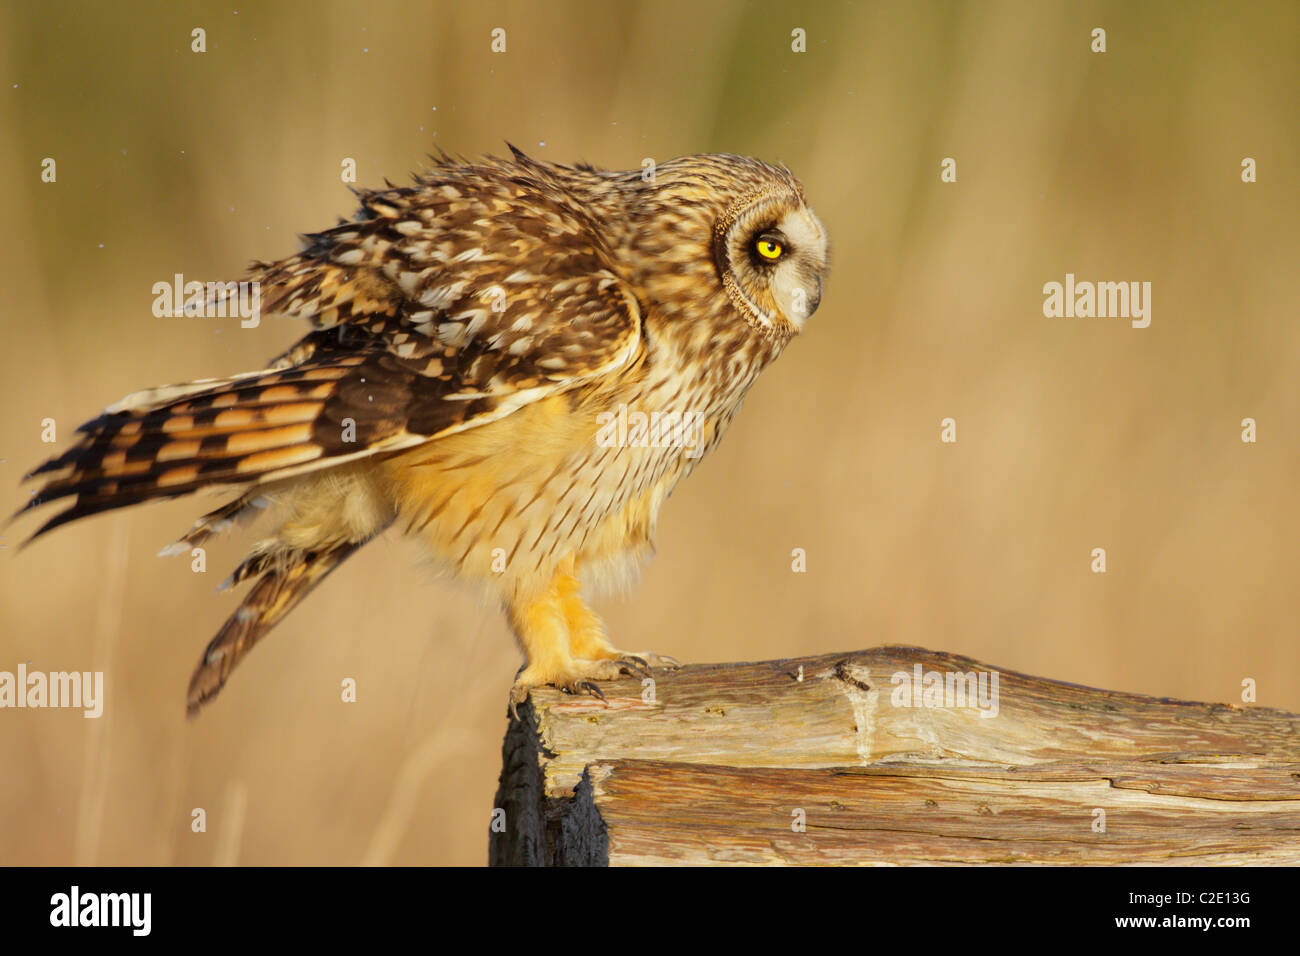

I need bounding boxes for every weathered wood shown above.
[489,647,1300,866]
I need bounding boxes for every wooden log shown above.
[489,646,1300,866]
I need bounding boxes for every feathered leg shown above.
[506,558,678,716]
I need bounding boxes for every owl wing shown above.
[17,159,642,542]
[251,152,639,379]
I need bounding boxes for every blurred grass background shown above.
[0,0,1296,865]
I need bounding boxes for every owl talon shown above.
[564,680,605,700]
[508,683,529,722]
[618,651,682,671]
[615,655,652,678]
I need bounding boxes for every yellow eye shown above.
[755,237,784,261]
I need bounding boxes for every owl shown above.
[18,148,829,716]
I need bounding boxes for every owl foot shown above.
[508,657,646,720]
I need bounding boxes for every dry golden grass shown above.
[1,0,1296,865]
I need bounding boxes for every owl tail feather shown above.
[185,539,366,717]
[13,354,376,547]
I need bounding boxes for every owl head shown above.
[614,153,829,344]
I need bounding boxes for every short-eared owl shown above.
[18,148,829,715]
